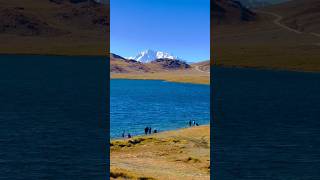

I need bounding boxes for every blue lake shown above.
[0,55,107,179]
[110,79,210,138]
[213,67,320,179]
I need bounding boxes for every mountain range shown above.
[110,52,210,84]
[127,49,181,63]
[111,52,191,73]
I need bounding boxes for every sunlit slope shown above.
[212,0,320,72]
[110,126,210,180]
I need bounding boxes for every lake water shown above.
[0,55,107,179]
[110,79,210,138]
[2,55,320,179]
[213,67,320,179]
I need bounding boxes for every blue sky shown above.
[110,0,210,62]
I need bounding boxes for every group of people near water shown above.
[121,126,158,139]
[189,120,199,127]
[144,126,157,135]
[121,120,199,139]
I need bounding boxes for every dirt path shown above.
[255,10,302,34]
[256,10,320,39]
[194,65,209,74]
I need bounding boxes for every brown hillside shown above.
[0,0,108,56]
[265,0,320,34]
[212,0,320,72]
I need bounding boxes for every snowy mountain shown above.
[128,49,181,63]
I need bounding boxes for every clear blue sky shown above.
[110,0,210,62]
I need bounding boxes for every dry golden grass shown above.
[111,67,210,85]
[110,126,210,180]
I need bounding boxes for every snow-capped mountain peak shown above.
[128,49,180,63]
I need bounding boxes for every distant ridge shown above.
[111,53,193,73]
[110,53,126,60]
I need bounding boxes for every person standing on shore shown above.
[192,120,196,126]
[189,120,192,127]
[144,127,148,135]
[148,127,152,134]
[122,131,125,138]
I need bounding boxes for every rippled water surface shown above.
[0,55,107,179]
[213,67,320,179]
[110,79,210,138]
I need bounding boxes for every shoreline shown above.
[110,124,210,141]
[111,72,210,85]
[111,77,210,85]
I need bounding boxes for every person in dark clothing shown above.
[122,131,125,138]
[193,120,196,126]
[196,123,199,126]
[148,127,152,134]
[189,120,192,127]
[153,129,157,133]
[128,133,132,138]
[144,127,148,135]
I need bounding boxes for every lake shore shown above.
[111,71,210,85]
[110,125,210,180]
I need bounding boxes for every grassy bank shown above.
[110,126,210,180]
[111,71,210,85]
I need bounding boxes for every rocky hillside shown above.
[0,7,66,36]
[0,0,108,55]
[212,0,257,25]
[110,53,150,73]
[110,53,191,73]
[151,58,191,70]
